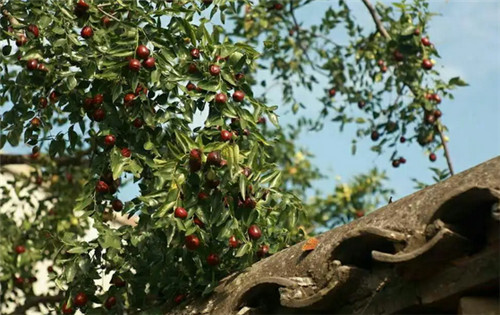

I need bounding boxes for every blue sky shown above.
[253,0,500,201]
[2,1,499,204]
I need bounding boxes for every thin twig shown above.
[12,293,63,314]
[435,122,455,176]
[0,149,91,166]
[361,0,391,39]
[289,2,322,73]
[404,84,455,176]
[97,5,120,22]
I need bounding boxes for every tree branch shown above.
[361,0,391,39]
[0,150,91,166]
[12,293,63,314]
[97,5,120,22]
[288,2,328,77]
[435,122,455,176]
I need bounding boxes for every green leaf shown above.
[448,77,468,86]
[110,147,127,179]
[400,25,416,36]
[239,174,246,200]
[235,242,251,257]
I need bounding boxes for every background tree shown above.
[0,0,467,313]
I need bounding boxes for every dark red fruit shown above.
[377,59,385,67]
[76,0,90,11]
[206,151,222,167]
[432,93,441,104]
[220,130,232,141]
[133,118,143,128]
[83,97,93,110]
[93,94,104,105]
[49,91,58,103]
[392,159,400,168]
[31,117,41,127]
[358,100,366,109]
[143,57,155,69]
[15,245,26,254]
[421,37,431,46]
[414,28,421,36]
[400,136,406,143]
[257,117,266,124]
[27,24,39,38]
[257,244,269,258]
[215,92,227,104]
[429,153,437,162]
[121,148,131,158]
[355,210,364,218]
[104,296,117,309]
[235,73,245,81]
[193,217,204,228]
[425,112,436,125]
[93,108,106,121]
[73,292,88,307]
[128,58,141,72]
[136,45,150,59]
[422,59,433,70]
[80,26,93,38]
[27,59,38,71]
[14,276,24,286]
[101,16,111,27]
[61,302,74,314]
[48,266,54,273]
[229,235,239,248]
[209,64,220,76]
[37,63,48,72]
[190,149,202,160]
[393,50,404,61]
[185,235,200,250]
[399,157,407,164]
[111,275,126,287]
[186,82,196,91]
[187,63,198,73]
[370,130,379,141]
[16,34,27,47]
[328,88,336,97]
[381,65,388,73]
[104,135,116,147]
[248,224,262,240]
[433,109,442,118]
[197,192,209,201]
[189,159,202,172]
[232,90,245,102]
[273,3,283,10]
[39,97,48,108]
[242,167,252,177]
[206,253,220,266]
[135,84,148,95]
[112,199,123,212]
[96,181,109,193]
[174,207,188,219]
[124,93,135,106]
[244,197,256,209]
[190,48,200,59]
[174,294,186,304]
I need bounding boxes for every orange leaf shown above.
[302,237,319,251]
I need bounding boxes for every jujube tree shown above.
[0,0,464,313]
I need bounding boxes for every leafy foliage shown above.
[0,0,464,313]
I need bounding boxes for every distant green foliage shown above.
[0,0,463,313]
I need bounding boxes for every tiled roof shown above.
[171,156,500,314]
